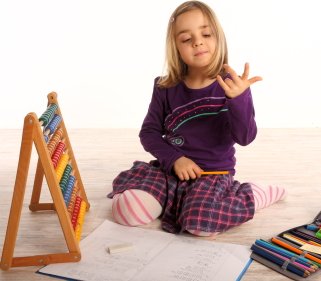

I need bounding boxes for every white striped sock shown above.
[251,183,286,211]
[111,189,162,226]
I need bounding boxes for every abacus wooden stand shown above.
[0,92,90,270]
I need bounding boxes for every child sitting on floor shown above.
[107,0,286,237]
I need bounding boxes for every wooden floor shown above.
[0,128,320,281]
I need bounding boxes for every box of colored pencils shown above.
[250,211,321,280]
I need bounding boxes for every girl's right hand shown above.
[173,156,203,181]
[217,63,262,99]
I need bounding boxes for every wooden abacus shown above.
[0,92,90,270]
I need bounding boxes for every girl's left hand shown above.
[216,63,262,99]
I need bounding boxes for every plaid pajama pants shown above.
[107,160,255,234]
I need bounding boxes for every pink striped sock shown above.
[111,189,162,226]
[251,183,286,211]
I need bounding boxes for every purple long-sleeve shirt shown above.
[139,77,257,175]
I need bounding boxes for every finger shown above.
[217,75,230,92]
[188,169,197,180]
[177,172,184,181]
[248,76,263,85]
[223,64,240,82]
[224,78,235,89]
[241,63,249,80]
[182,171,190,181]
[194,167,203,178]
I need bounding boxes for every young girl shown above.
[107,0,286,237]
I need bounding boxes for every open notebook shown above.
[38,220,252,281]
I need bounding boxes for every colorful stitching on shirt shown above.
[172,109,228,132]
[165,97,228,133]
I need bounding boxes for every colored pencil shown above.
[282,233,306,246]
[251,244,310,277]
[272,237,321,265]
[300,226,321,238]
[275,236,321,267]
[276,236,306,250]
[262,246,314,273]
[290,229,321,245]
[201,171,229,175]
[286,231,321,257]
[256,239,318,270]
[258,239,317,270]
[255,241,316,273]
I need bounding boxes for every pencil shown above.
[251,244,310,277]
[285,231,321,259]
[290,229,321,245]
[272,237,321,265]
[282,233,306,246]
[256,240,318,270]
[255,241,316,273]
[201,171,229,175]
[309,240,321,247]
[262,246,314,273]
[275,236,321,267]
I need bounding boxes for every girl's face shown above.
[175,9,216,73]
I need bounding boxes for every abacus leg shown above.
[0,116,34,270]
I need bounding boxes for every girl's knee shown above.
[111,189,162,226]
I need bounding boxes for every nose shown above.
[193,39,203,48]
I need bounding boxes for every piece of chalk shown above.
[106,243,133,254]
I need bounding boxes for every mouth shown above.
[194,51,208,57]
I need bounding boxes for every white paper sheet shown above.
[38,220,251,281]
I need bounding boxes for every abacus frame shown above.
[0,92,90,270]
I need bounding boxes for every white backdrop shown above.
[1,0,320,129]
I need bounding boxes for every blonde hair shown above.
[158,1,228,88]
